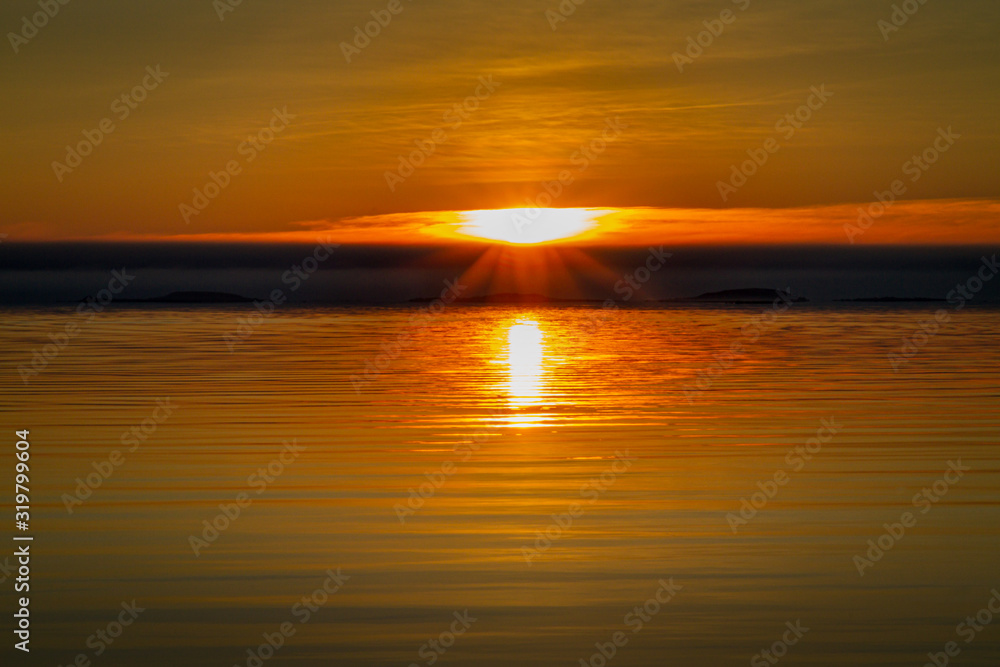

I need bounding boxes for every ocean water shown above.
[1,304,999,666]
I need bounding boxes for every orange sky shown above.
[8,200,999,247]
[1,0,997,245]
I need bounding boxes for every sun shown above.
[456,208,602,245]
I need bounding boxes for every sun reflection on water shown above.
[506,320,545,407]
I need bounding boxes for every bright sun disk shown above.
[457,208,600,245]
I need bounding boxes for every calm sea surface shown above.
[1,304,998,666]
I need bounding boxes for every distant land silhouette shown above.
[668,288,809,304]
[87,290,957,306]
[409,288,810,305]
[835,296,946,303]
[117,291,255,303]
